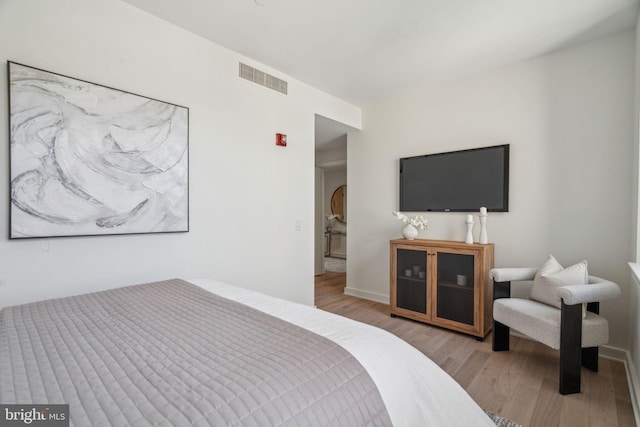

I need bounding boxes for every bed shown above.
[0,278,496,426]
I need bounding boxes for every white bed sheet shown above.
[188,278,495,427]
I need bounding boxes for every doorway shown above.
[314,115,351,280]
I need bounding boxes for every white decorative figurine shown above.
[465,214,474,244]
[478,207,488,244]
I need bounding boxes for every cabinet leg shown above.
[390,313,397,318]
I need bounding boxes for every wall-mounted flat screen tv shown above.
[399,144,509,212]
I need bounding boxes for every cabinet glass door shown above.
[396,249,428,314]
[435,252,475,325]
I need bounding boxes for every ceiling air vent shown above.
[239,62,288,95]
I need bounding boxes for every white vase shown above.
[478,214,488,244]
[465,220,474,244]
[402,224,418,240]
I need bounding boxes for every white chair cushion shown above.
[530,254,588,309]
[493,298,608,350]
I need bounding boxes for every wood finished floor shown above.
[315,271,636,427]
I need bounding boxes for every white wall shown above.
[347,30,634,349]
[0,0,360,308]
[314,167,325,275]
[315,135,348,168]
[630,267,640,416]
[629,12,640,414]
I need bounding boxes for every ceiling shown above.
[121,0,638,147]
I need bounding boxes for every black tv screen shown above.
[399,144,509,212]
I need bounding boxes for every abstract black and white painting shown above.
[9,62,189,238]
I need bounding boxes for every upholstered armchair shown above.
[490,260,620,395]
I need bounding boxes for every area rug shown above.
[324,257,346,273]
[485,410,522,427]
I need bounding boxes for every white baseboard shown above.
[620,348,640,427]
[343,286,389,304]
[329,250,346,259]
[599,344,626,362]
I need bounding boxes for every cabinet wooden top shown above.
[390,239,494,250]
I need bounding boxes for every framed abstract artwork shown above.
[8,62,189,238]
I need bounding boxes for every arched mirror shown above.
[330,185,346,224]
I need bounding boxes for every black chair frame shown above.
[492,280,599,395]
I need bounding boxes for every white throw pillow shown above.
[530,254,588,309]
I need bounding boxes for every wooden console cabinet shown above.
[390,239,494,339]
